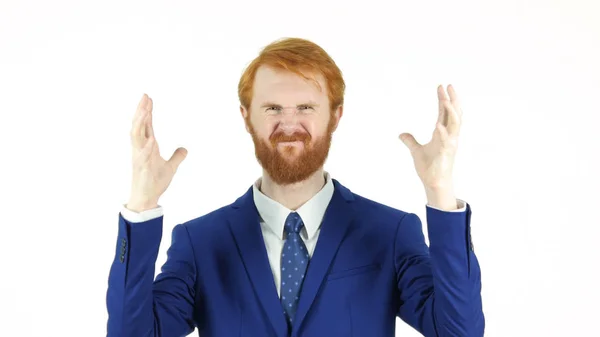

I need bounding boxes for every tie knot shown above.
[284,212,304,235]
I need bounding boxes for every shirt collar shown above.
[252,172,334,240]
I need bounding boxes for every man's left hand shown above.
[399,84,463,195]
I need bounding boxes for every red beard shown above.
[246,117,335,185]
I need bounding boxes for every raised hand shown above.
[399,84,463,191]
[127,94,188,212]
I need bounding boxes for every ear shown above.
[240,105,250,133]
[331,105,343,132]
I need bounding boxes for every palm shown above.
[130,94,187,204]
[400,84,462,189]
[142,141,176,196]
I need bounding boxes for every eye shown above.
[265,106,282,113]
[298,105,314,111]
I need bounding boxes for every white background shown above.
[1,0,599,336]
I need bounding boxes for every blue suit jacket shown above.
[107,179,484,337]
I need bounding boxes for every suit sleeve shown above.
[394,203,484,337]
[106,213,197,337]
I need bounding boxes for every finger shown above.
[139,135,156,162]
[139,108,149,145]
[168,147,188,171]
[434,122,449,143]
[437,84,449,126]
[145,94,153,112]
[131,94,148,149]
[145,96,155,139]
[133,94,148,126]
[131,109,147,149]
[442,99,461,136]
[447,84,463,118]
[399,133,421,153]
[137,95,153,142]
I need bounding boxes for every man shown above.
[106,37,484,337]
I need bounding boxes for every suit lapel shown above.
[227,187,288,337]
[293,179,356,334]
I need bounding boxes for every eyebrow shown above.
[259,101,320,108]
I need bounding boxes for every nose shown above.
[278,107,301,131]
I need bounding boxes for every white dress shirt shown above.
[120,172,466,297]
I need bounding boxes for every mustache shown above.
[270,132,310,143]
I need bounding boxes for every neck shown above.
[260,168,326,210]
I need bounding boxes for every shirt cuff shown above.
[120,204,164,223]
[426,198,467,212]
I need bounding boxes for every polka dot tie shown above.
[280,212,309,327]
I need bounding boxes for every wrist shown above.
[425,186,457,211]
[126,199,159,212]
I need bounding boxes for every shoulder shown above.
[352,192,409,218]
[177,185,253,240]
[178,185,254,232]
[334,183,426,254]
[334,179,413,223]
[179,203,235,235]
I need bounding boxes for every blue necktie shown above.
[280,212,309,327]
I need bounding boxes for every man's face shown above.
[241,65,342,185]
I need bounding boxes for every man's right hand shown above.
[127,94,187,213]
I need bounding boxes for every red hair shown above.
[238,37,346,113]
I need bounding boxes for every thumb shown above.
[168,147,188,171]
[399,133,420,153]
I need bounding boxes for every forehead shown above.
[252,65,327,104]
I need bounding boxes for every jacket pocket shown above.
[326,263,380,281]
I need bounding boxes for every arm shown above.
[394,203,484,337]
[106,213,197,337]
